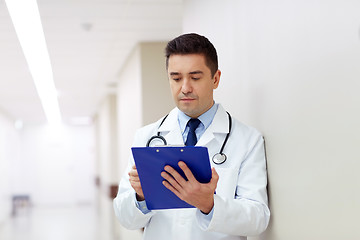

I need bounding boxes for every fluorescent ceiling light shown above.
[5,0,62,126]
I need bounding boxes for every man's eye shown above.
[172,78,180,81]
[192,77,200,80]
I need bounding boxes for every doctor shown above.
[113,33,270,240]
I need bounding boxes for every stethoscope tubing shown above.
[146,112,232,165]
[146,114,169,147]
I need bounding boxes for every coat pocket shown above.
[214,167,238,198]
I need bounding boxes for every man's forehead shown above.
[167,54,209,72]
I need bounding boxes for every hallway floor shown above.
[0,204,115,240]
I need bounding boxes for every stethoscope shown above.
[146,112,232,165]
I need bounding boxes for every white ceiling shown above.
[0,0,183,125]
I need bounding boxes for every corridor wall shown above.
[183,0,360,239]
[0,111,19,224]
[116,42,174,179]
[113,42,174,239]
[10,123,96,207]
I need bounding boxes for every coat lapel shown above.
[157,108,184,145]
[156,104,230,147]
[197,104,229,147]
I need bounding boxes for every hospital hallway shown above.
[0,203,115,240]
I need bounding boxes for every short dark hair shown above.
[165,33,218,77]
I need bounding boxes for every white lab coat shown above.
[113,104,270,240]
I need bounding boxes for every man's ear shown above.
[213,70,221,89]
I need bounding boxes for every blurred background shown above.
[0,0,359,240]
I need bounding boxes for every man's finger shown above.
[210,167,219,187]
[178,161,197,182]
[163,165,187,185]
[161,171,183,190]
[162,180,182,199]
[130,177,141,182]
[129,166,139,177]
[129,171,139,177]
[130,180,141,187]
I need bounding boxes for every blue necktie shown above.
[185,118,201,146]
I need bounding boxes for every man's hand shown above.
[161,161,219,214]
[128,165,145,201]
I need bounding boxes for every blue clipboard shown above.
[131,146,212,210]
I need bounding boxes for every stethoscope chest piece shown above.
[212,153,227,165]
[147,135,167,147]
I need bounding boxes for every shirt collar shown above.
[178,102,219,133]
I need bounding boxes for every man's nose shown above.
[181,78,192,93]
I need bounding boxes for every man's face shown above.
[167,54,221,118]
